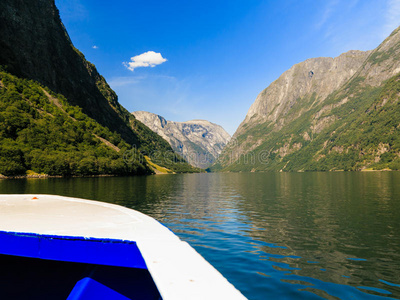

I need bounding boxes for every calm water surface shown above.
[1,172,400,299]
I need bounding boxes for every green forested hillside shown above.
[0,69,152,176]
[0,0,200,176]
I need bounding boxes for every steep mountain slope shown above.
[214,26,400,172]
[0,69,150,176]
[0,0,198,174]
[0,0,133,142]
[133,111,231,168]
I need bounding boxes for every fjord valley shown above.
[1,1,400,299]
[213,26,400,173]
[0,0,200,177]
[133,111,231,169]
[2,0,400,176]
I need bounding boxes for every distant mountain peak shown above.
[132,111,231,169]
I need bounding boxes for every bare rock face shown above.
[215,25,400,172]
[235,26,400,140]
[238,50,371,135]
[132,111,231,168]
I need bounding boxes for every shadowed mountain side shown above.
[0,0,199,173]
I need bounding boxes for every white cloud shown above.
[124,51,167,71]
[92,45,98,49]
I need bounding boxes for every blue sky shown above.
[55,0,400,135]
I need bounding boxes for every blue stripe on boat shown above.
[0,230,147,269]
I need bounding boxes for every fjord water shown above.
[1,172,400,299]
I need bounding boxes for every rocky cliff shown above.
[0,0,199,173]
[214,26,400,172]
[132,111,231,168]
[241,50,370,133]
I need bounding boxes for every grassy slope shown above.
[144,156,174,174]
[0,69,152,176]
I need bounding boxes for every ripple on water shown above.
[1,173,400,299]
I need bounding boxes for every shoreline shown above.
[1,169,396,179]
[0,174,138,180]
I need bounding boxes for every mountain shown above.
[213,26,400,172]
[132,111,231,168]
[0,0,199,175]
[0,69,151,177]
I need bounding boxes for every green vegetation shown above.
[144,156,174,174]
[0,0,200,175]
[369,51,391,65]
[212,27,400,173]
[368,40,400,66]
[215,72,400,172]
[0,69,150,176]
[0,69,201,176]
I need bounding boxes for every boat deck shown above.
[0,194,246,299]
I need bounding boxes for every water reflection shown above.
[220,172,400,299]
[1,172,399,299]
